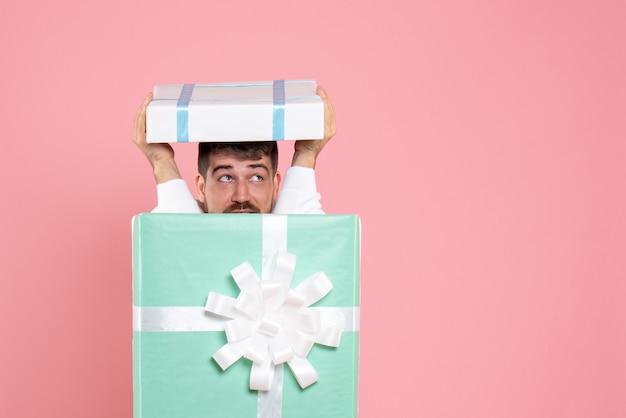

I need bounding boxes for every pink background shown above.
[1,1,625,417]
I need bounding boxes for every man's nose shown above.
[231,181,251,203]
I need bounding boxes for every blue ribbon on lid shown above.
[176,84,195,142]
[272,80,285,140]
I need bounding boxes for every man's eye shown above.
[218,175,232,182]
[251,175,263,182]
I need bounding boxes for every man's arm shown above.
[291,86,337,169]
[132,93,202,213]
[273,86,337,214]
[133,93,182,184]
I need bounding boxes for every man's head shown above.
[194,141,281,213]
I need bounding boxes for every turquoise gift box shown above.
[132,213,360,418]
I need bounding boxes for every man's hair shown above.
[198,141,279,179]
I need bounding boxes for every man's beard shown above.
[223,202,261,213]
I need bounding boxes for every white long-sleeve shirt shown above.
[152,166,324,214]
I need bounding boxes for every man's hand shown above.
[132,92,182,184]
[291,86,337,168]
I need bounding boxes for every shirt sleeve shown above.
[273,166,324,214]
[152,179,203,213]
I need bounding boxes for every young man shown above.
[132,86,337,214]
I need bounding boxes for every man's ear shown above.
[273,170,282,200]
[194,173,206,203]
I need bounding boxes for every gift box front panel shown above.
[133,214,360,418]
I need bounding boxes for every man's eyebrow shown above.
[212,165,233,175]
[247,163,270,173]
[211,163,270,175]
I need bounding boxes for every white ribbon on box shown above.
[206,251,342,391]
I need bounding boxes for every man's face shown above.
[194,152,281,213]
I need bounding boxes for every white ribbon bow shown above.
[205,251,343,391]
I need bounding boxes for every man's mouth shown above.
[224,203,260,213]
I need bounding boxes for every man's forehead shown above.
[209,153,271,169]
